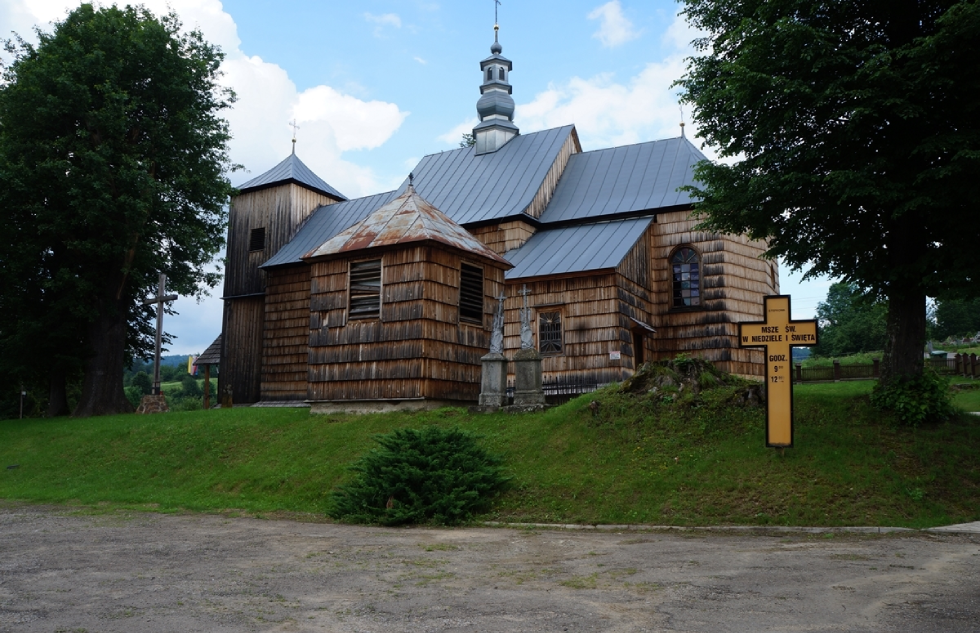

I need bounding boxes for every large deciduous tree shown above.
[676,0,980,386]
[812,283,887,358]
[0,4,234,417]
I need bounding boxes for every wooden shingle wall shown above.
[219,296,264,403]
[503,269,649,386]
[260,265,311,401]
[307,245,505,404]
[649,210,773,376]
[470,220,537,255]
[221,183,341,404]
[523,128,582,220]
[225,184,339,297]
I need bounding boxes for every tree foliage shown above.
[0,4,235,417]
[812,283,887,357]
[676,1,980,385]
[933,297,980,340]
[328,426,509,526]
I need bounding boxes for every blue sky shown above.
[2,0,832,355]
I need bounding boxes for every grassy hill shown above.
[1,376,978,528]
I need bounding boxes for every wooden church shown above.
[219,28,777,412]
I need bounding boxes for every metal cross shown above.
[142,273,178,395]
[290,119,300,153]
[495,0,501,25]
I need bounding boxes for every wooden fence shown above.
[793,353,979,383]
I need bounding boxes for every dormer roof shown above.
[304,184,511,267]
[236,152,346,200]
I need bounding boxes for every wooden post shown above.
[795,363,802,383]
[955,353,963,375]
[971,353,977,379]
[873,358,880,378]
[833,359,841,381]
[203,365,211,410]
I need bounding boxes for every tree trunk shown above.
[73,308,134,417]
[47,366,70,417]
[879,290,926,386]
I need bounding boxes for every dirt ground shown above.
[1,504,978,632]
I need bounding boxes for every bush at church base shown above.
[327,426,509,526]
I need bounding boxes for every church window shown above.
[248,227,265,252]
[487,68,493,81]
[671,247,701,308]
[459,263,484,324]
[349,259,382,319]
[539,311,563,354]
[498,67,505,81]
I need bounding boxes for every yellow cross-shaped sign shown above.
[739,295,818,448]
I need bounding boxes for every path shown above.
[1,504,977,632]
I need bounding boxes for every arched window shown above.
[487,68,493,81]
[671,247,701,308]
[498,67,505,81]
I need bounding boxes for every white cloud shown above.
[512,12,719,159]
[5,0,410,353]
[437,118,479,147]
[413,56,427,65]
[587,1,640,48]
[364,12,401,37]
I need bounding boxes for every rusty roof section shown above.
[304,185,512,267]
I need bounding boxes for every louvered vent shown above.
[248,227,266,252]
[459,263,484,324]
[349,259,382,319]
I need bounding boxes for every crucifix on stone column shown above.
[142,273,178,395]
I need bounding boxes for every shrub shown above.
[131,371,152,395]
[870,371,955,426]
[328,426,509,526]
[180,374,202,398]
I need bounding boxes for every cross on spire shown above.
[495,0,501,26]
[290,119,300,154]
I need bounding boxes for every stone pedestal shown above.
[513,347,545,406]
[136,394,169,414]
[479,352,509,407]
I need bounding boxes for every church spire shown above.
[473,18,518,155]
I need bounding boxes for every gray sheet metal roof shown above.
[261,191,396,268]
[395,125,575,225]
[237,153,347,200]
[503,217,652,280]
[537,136,706,223]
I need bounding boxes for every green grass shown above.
[1,382,978,528]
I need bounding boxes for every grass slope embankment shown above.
[1,379,978,528]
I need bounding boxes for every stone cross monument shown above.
[479,292,508,407]
[513,284,545,406]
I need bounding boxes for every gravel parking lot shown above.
[1,503,978,632]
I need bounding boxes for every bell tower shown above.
[473,23,519,155]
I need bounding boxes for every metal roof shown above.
[236,152,347,200]
[396,125,575,225]
[306,186,510,266]
[537,136,705,223]
[503,217,652,280]
[261,191,396,268]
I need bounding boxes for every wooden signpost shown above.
[739,295,818,448]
